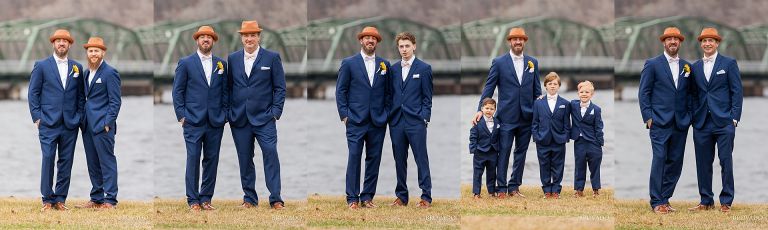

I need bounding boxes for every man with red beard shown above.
[76,37,122,209]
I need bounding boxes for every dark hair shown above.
[395,32,416,44]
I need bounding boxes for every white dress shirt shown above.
[87,60,103,87]
[361,50,375,86]
[703,51,718,82]
[244,46,260,77]
[664,51,680,88]
[401,55,415,82]
[510,51,524,84]
[547,94,558,113]
[485,115,494,133]
[580,101,591,117]
[198,50,213,86]
[54,54,68,88]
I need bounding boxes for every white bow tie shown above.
[547,96,557,100]
[401,61,410,68]
[513,56,524,61]
[56,59,67,64]
[668,57,679,63]
[364,56,375,62]
[703,57,714,63]
[244,53,256,60]
[200,56,212,61]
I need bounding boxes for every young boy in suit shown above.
[532,72,571,199]
[569,81,604,198]
[469,98,500,198]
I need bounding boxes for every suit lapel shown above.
[479,116,491,135]
[402,58,417,89]
[659,56,676,89]
[192,53,209,88]
[508,54,521,86]
[356,54,372,87]
[87,63,104,97]
[47,57,65,90]
[709,54,723,88]
[64,60,74,91]
[248,48,264,83]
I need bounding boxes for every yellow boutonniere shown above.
[527,60,534,70]
[683,64,690,73]
[217,61,224,70]
[72,65,79,74]
[380,62,386,71]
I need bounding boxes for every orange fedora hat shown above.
[659,27,685,42]
[357,26,382,42]
[698,27,722,42]
[506,27,528,41]
[238,20,263,34]
[83,37,107,51]
[193,25,218,41]
[49,29,74,44]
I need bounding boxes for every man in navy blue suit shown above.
[638,27,694,214]
[172,26,228,211]
[28,29,85,211]
[336,26,391,209]
[77,37,122,209]
[687,28,742,213]
[387,32,433,208]
[226,20,286,210]
[472,27,542,198]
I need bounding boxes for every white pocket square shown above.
[95,78,102,84]
[590,110,595,115]
[558,105,566,109]
[261,66,270,70]
[217,69,224,74]
[413,74,420,79]
[717,70,726,75]
[72,73,79,78]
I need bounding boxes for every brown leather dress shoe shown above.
[551,193,560,199]
[543,192,551,199]
[271,202,285,210]
[241,202,256,209]
[201,202,216,210]
[348,202,359,210]
[75,201,101,209]
[41,203,53,212]
[361,200,377,208]
[54,202,69,211]
[720,204,731,213]
[472,194,481,199]
[592,189,600,197]
[665,204,676,212]
[574,190,585,198]
[391,198,406,206]
[509,190,526,198]
[416,200,431,208]
[497,192,507,199]
[653,204,669,214]
[100,203,116,209]
[190,204,202,211]
[687,204,714,212]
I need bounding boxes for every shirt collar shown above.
[510,51,524,61]
[361,50,375,61]
[89,60,103,72]
[197,49,212,61]
[53,54,68,64]
[703,51,718,63]
[663,51,679,63]
[244,46,260,59]
[580,100,591,108]
[484,114,494,121]
[402,55,415,65]
[547,94,558,100]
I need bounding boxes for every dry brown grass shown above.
[0,197,152,229]
[615,199,768,230]
[306,194,460,229]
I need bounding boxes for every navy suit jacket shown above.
[469,116,500,154]
[172,53,228,127]
[569,100,604,146]
[478,53,542,126]
[28,56,85,129]
[226,48,286,127]
[532,96,571,145]
[83,62,121,134]
[388,57,432,126]
[638,54,694,130]
[335,53,391,127]
[690,53,743,129]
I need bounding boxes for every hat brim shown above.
[193,31,218,41]
[83,44,107,51]
[238,29,262,34]
[49,35,74,44]
[698,35,721,42]
[506,35,528,41]
[357,32,382,42]
[659,34,685,42]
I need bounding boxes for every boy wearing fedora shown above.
[28,29,85,211]
[77,37,122,209]
[638,27,694,214]
[226,20,286,210]
[172,26,228,211]
[688,28,742,213]
[335,26,391,209]
[472,27,542,198]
